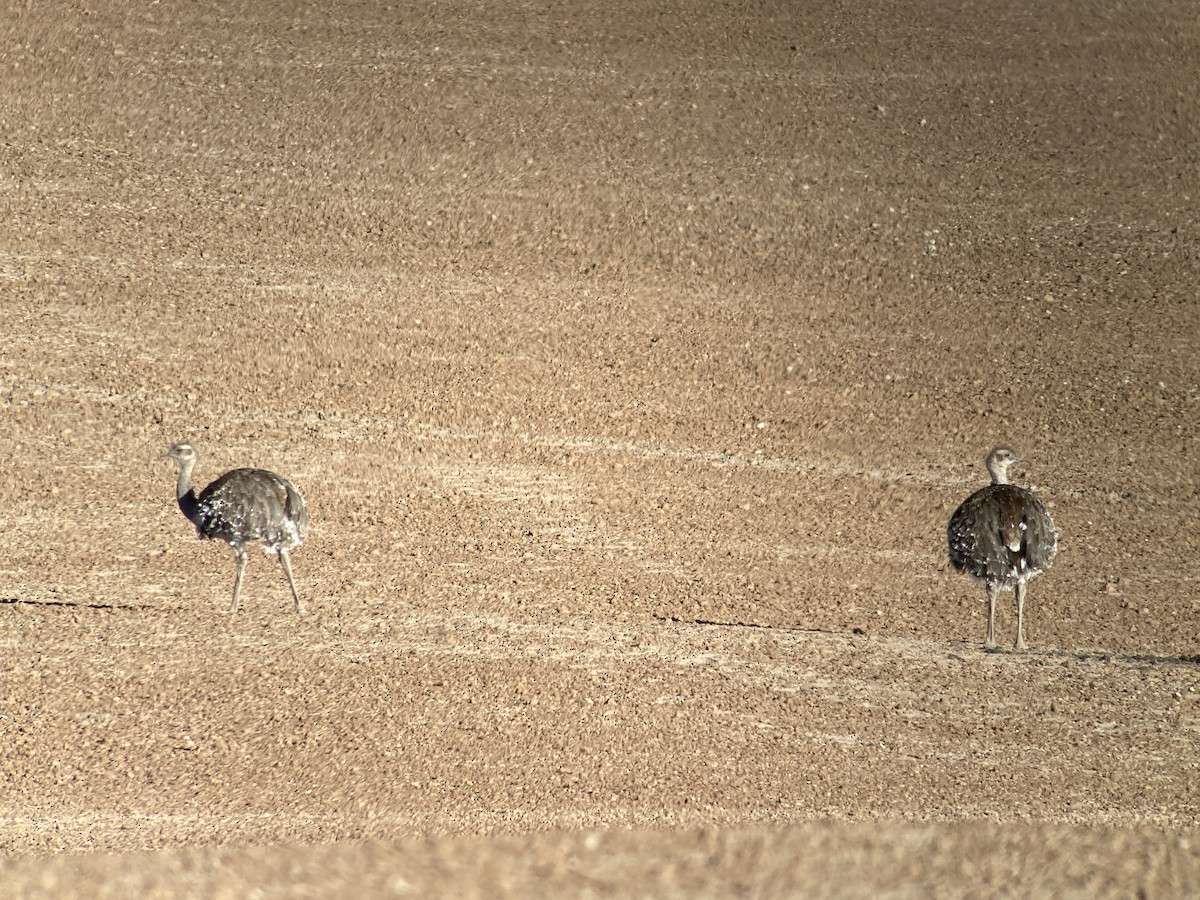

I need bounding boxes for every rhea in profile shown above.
[165,442,309,615]
[947,446,1057,651]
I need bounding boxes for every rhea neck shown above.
[174,455,202,523]
[986,456,1013,486]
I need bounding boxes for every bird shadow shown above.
[1065,647,1200,669]
[660,620,1200,669]
[0,596,159,612]
[958,643,1200,669]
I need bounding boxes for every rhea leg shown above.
[985,581,999,650]
[278,547,305,615]
[1014,580,1028,651]
[230,545,249,615]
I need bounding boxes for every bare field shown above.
[2,0,1199,895]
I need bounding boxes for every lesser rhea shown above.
[166,442,308,615]
[948,446,1057,650]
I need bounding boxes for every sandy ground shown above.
[1,0,1199,895]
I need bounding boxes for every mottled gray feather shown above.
[192,468,307,552]
[948,484,1057,588]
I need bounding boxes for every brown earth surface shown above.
[2,0,1200,895]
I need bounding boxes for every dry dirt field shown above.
[2,0,1199,895]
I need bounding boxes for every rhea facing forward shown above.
[948,446,1057,650]
[166,442,309,615]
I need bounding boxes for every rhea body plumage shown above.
[947,446,1057,650]
[166,442,308,615]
